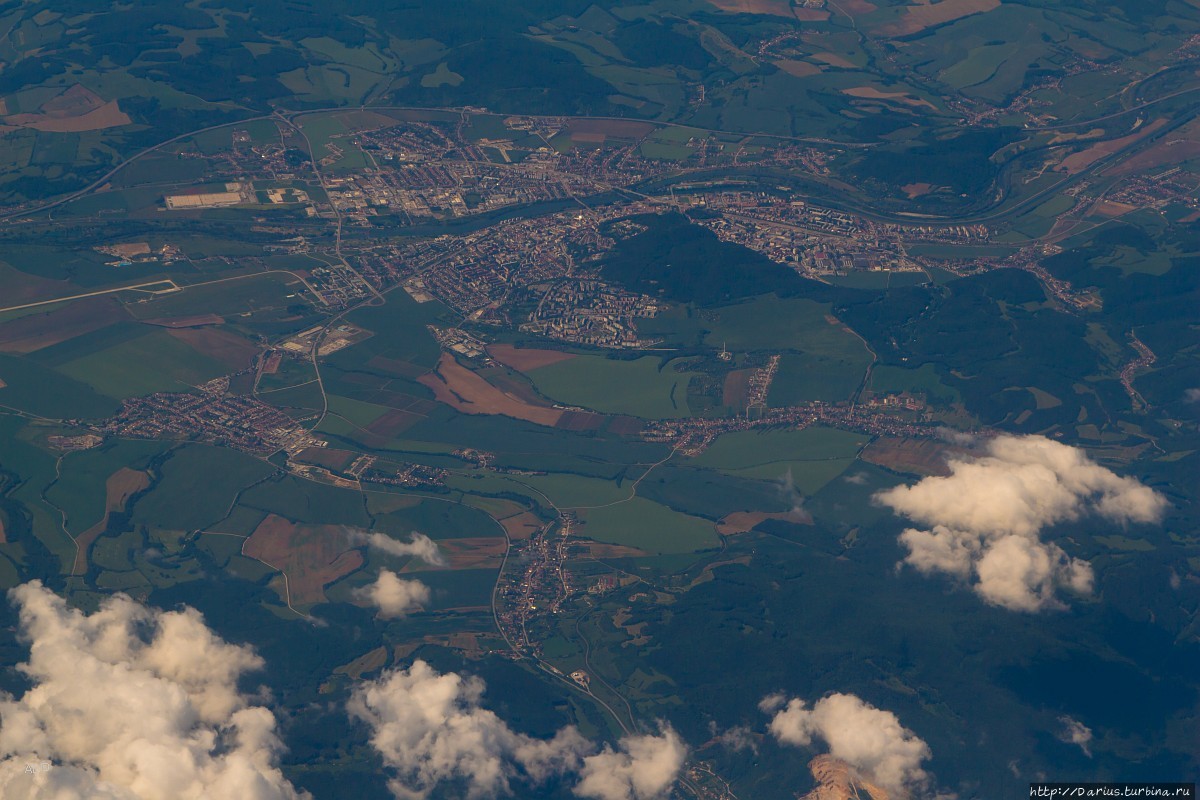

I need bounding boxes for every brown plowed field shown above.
[563,119,656,139]
[722,369,754,408]
[1109,119,1200,175]
[1058,118,1168,174]
[705,0,802,15]
[487,344,577,372]
[579,542,649,558]
[402,536,506,570]
[365,408,425,438]
[167,327,260,370]
[244,514,364,607]
[0,263,73,306]
[294,447,358,471]
[716,510,811,535]
[557,411,607,431]
[73,468,150,575]
[876,0,1000,36]
[498,511,543,540]
[366,355,429,378]
[0,297,127,354]
[607,416,645,436]
[843,86,936,109]
[775,60,822,77]
[812,52,857,68]
[861,436,956,476]
[11,100,131,132]
[419,354,564,427]
[480,367,551,405]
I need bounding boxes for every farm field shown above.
[55,328,230,398]
[576,497,719,554]
[0,5,1192,800]
[525,355,697,418]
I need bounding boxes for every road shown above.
[0,279,179,315]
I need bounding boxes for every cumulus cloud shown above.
[348,660,588,798]
[875,434,1166,612]
[575,727,686,800]
[0,581,306,800]
[355,570,430,619]
[761,693,930,795]
[777,469,814,524]
[350,530,445,567]
[708,721,757,754]
[1057,716,1093,757]
[349,661,685,800]
[1184,388,1200,403]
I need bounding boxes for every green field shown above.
[445,471,627,511]
[768,352,871,405]
[701,295,863,354]
[369,495,497,540]
[577,497,718,554]
[132,446,276,532]
[45,440,165,535]
[240,475,370,527]
[722,457,855,493]
[0,353,120,418]
[940,43,1018,89]
[515,473,628,509]
[57,329,228,399]
[526,355,697,418]
[126,274,309,322]
[325,395,392,428]
[692,426,866,472]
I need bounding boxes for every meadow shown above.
[526,355,698,419]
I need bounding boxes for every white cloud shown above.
[348,660,589,799]
[1184,388,1200,403]
[0,581,306,800]
[1057,716,1093,757]
[708,722,757,754]
[876,434,1165,612]
[355,571,430,619]
[348,661,686,800]
[761,693,930,795]
[973,534,1093,612]
[350,531,445,567]
[574,727,686,800]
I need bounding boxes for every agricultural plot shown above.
[0,353,120,418]
[768,351,871,405]
[244,514,364,608]
[46,440,165,537]
[576,497,719,554]
[419,354,565,427]
[706,433,861,480]
[371,496,497,541]
[55,328,229,399]
[132,445,275,533]
[525,355,697,418]
[0,296,128,354]
[71,468,150,575]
